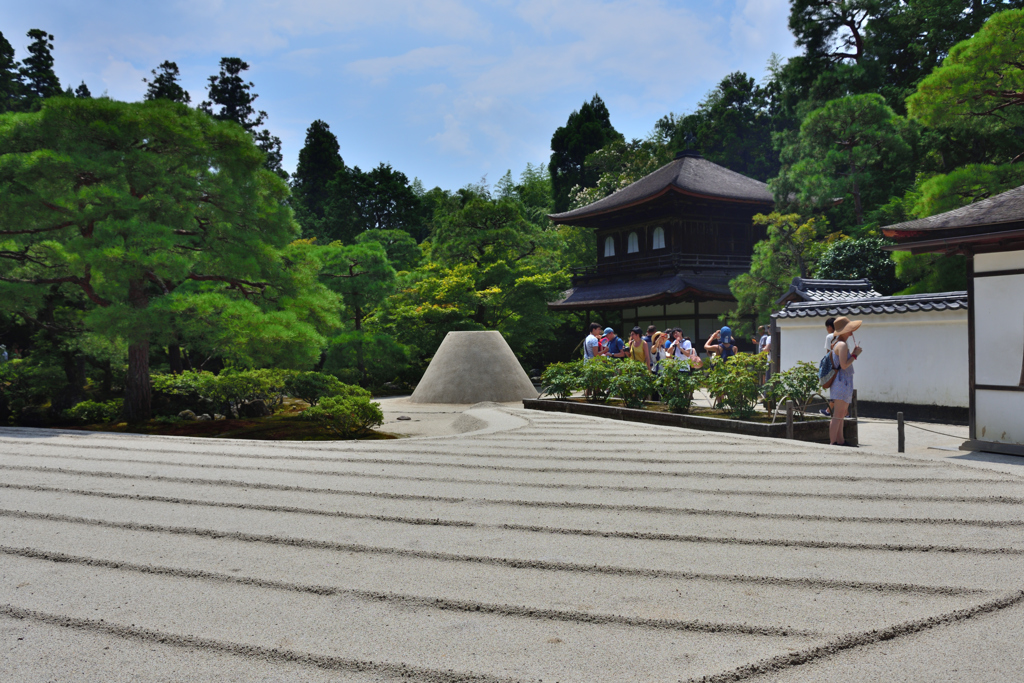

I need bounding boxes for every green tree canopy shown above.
[549,94,623,212]
[0,98,338,420]
[292,119,344,239]
[775,93,914,227]
[144,61,191,104]
[656,71,780,181]
[815,237,899,294]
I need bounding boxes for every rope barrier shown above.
[855,417,966,440]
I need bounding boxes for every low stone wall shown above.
[522,399,858,446]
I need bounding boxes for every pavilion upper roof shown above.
[549,151,773,226]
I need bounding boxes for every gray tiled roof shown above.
[549,152,773,224]
[549,270,738,310]
[883,184,1024,233]
[776,278,882,305]
[773,291,968,319]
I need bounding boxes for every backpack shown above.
[818,349,837,389]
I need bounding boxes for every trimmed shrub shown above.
[152,368,292,416]
[300,393,383,437]
[609,359,656,409]
[654,360,703,414]
[284,372,345,406]
[63,399,124,424]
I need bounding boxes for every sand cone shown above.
[410,331,539,404]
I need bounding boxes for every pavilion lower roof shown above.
[547,271,736,310]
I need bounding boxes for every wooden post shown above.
[786,400,794,440]
[897,412,905,453]
[851,389,858,419]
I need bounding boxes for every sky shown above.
[1,0,801,192]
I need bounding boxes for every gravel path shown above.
[2,404,1024,681]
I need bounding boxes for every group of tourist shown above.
[583,322,771,374]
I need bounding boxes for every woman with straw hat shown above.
[829,316,863,446]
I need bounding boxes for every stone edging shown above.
[522,399,858,446]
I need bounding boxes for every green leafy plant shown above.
[763,361,825,418]
[704,353,765,418]
[540,361,579,400]
[577,356,616,403]
[63,399,124,424]
[300,391,383,437]
[609,359,656,409]
[654,360,703,414]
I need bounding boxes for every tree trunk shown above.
[124,340,152,422]
[124,279,152,422]
[168,344,184,374]
[849,161,864,224]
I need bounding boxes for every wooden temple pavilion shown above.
[547,150,773,346]
[884,184,1024,457]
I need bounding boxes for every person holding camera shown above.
[829,317,863,447]
[704,327,736,360]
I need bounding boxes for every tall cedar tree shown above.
[0,31,21,114]
[549,94,623,212]
[0,98,310,421]
[19,29,61,107]
[292,120,344,239]
[144,61,191,104]
[200,57,284,176]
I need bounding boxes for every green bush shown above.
[654,360,703,413]
[63,399,124,424]
[300,393,383,437]
[763,361,823,417]
[609,359,656,409]
[152,368,293,416]
[704,352,765,418]
[0,358,66,419]
[577,356,616,403]
[540,361,578,400]
[284,371,345,406]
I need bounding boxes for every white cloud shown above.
[428,114,472,155]
[100,58,149,101]
[348,45,475,82]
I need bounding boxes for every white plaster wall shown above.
[777,309,968,407]
[976,390,1024,445]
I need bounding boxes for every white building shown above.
[885,183,1024,457]
[772,278,968,423]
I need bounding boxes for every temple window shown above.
[627,232,639,253]
[652,226,665,249]
[604,236,615,257]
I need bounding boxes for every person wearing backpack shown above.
[828,317,863,447]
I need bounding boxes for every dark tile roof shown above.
[549,152,773,225]
[882,184,1024,234]
[773,291,968,319]
[776,277,882,305]
[549,270,737,310]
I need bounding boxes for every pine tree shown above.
[548,94,623,212]
[74,81,91,98]
[143,61,190,103]
[19,29,61,106]
[0,98,336,421]
[0,31,22,113]
[200,57,284,176]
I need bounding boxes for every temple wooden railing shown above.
[571,253,752,278]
